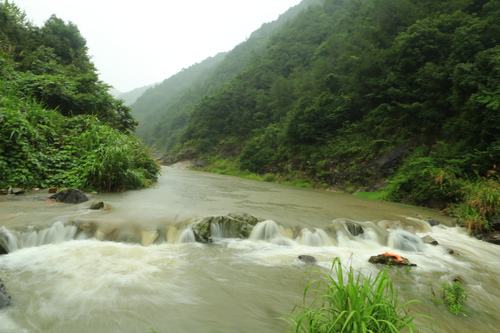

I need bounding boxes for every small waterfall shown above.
[297,228,333,246]
[178,227,196,243]
[249,220,281,241]
[0,227,18,252]
[387,230,424,252]
[0,222,79,253]
[210,222,224,240]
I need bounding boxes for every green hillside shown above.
[0,1,159,192]
[131,0,324,155]
[137,0,499,232]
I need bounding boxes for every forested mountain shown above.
[0,1,159,192]
[135,0,499,231]
[118,85,153,106]
[131,0,324,153]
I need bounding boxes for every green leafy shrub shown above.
[0,90,159,191]
[443,281,467,315]
[291,259,417,333]
[386,157,463,207]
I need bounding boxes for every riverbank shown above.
[182,158,499,245]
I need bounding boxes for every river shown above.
[0,166,498,332]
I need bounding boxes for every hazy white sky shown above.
[14,0,302,92]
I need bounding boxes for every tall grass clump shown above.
[291,259,417,333]
[443,281,467,315]
[451,179,499,232]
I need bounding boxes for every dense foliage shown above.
[0,1,159,192]
[291,260,416,332]
[134,0,499,230]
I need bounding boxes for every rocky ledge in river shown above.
[49,189,89,204]
[369,252,417,267]
[192,213,263,243]
[0,278,11,309]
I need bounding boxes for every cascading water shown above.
[387,229,425,252]
[178,227,196,243]
[297,228,333,246]
[0,221,79,253]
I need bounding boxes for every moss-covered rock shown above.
[192,213,262,243]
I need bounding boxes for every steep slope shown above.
[131,0,324,154]
[0,2,159,192]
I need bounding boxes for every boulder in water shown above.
[9,187,25,195]
[50,189,89,204]
[369,252,416,267]
[192,213,262,243]
[422,235,439,246]
[346,222,364,236]
[89,201,105,210]
[298,255,317,264]
[427,219,440,227]
[0,279,11,308]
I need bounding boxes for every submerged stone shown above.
[89,201,105,210]
[298,255,317,264]
[422,235,439,246]
[0,279,11,308]
[369,253,416,267]
[427,219,440,227]
[50,189,89,204]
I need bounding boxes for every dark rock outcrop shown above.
[89,201,104,210]
[422,235,439,246]
[369,253,416,267]
[192,213,262,243]
[0,279,11,308]
[346,222,364,236]
[298,255,317,264]
[50,189,89,204]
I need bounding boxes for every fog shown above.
[14,0,302,92]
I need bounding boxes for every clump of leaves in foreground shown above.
[291,259,417,333]
[443,281,467,315]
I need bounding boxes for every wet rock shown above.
[48,187,58,194]
[346,222,364,236]
[422,235,439,246]
[50,189,89,204]
[89,201,104,210]
[447,248,458,255]
[369,253,416,267]
[480,231,500,245]
[298,255,317,264]
[0,189,8,195]
[0,279,11,308]
[9,187,25,195]
[192,213,262,243]
[491,219,500,232]
[427,219,440,227]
